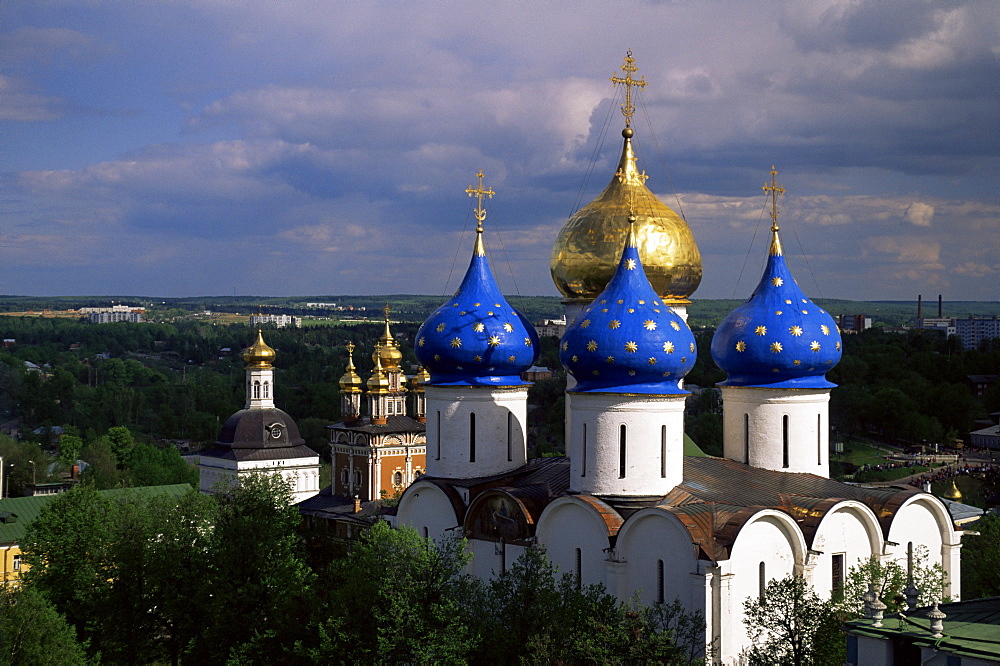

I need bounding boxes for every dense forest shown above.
[0,307,997,496]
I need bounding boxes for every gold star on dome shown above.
[625,341,638,352]
[736,341,746,352]
[587,340,598,352]
[436,323,446,332]
[626,258,637,270]
[504,323,514,332]
[801,310,809,314]
[690,342,696,352]
[524,338,532,346]
[663,341,675,353]
[580,319,591,328]
[681,356,687,363]
[801,299,808,303]
[571,355,579,363]
[835,341,841,351]
[644,320,656,330]
[627,308,635,313]
[628,369,637,376]
[450,337,462,348]
[609,320,621,329]
[771,342,783,353]
[473,322,485,332]
[670,321,681,331]
[487,311,494,316]
[772,277,783,287]
[495,303,501,307]
[418,337,426,347]
[755,325,767,336]
[663,371,672,377]
[785,299,792,304]
[473,355,482,362]
[793,359,801,365]
[606,355,615,364]
[562,342,569,351]
[654,308,661,313]
[592,369,600,376]
[600,299,607,304]
[434,354,441,361]
[617,299,624,304]
[488,335,501,347]
[473,302,481,307]
[776,310,783,315]
[648,357,657,365]
[508,355,516,362]
[790,326,803,337]
[601,308,609,313]
[821,325,830,335]
[810,341,821,352]
[638,300,645,305]
[460,311,467,316]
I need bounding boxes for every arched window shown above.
[253,381,261,399]
[263,381,269,398]
[782,415,790,468]
[619,424,627,479]
[393,471,403,486]
[469,412,477,462]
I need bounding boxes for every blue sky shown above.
[2,1,997,301]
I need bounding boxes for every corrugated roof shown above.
[328,415,426,434]
[0,484,192,545]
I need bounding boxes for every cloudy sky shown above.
[2,1,997,301]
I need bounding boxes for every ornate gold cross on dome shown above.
[346,341,355,354]
[383,302,391,322]
[763,166,784,232]
[465,170,495,232]
[611,50,646,129]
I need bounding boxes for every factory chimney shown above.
[938,294,942,318]
[917,294,922,322]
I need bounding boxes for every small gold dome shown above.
[411,366,431,391]
[367,355,390,393]
[339,342,363,393]
[944,479,963,501]
[550,130,702,305]
[243,330,276,367]
[373,307,404,370]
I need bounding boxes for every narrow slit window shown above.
[581,423,588,477]
[832,553,844,595]
[817,414,822,465]
[507,412,513,462]
[619,425,627,479]
[657,559,665,604]
[575,548,582,590]
[436,411,441,460]
[660,425,667,478]
[469,412,476,463]
[744,413,750,463]
[782,415,790,468]
[759,562,767,602]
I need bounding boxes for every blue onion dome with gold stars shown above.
[560,217,696,394]
[711,169,842,389]
[415,172,539,386]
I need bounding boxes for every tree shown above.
[105,425,135,467]
[742,575,832,666]
[57,433,83,466]
[962,514,1000,599]
[314,521,479,663]
[838,547,948,615]
[0,585,86,666]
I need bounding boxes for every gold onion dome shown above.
[338,342,363,392]
[373,304,404,371]
[944,479,962,501]
[550,52,701,305]
[366,354,390,393]
[411,366,431,390]
[243,330,276,367]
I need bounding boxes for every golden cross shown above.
[610,50,646,129]
[346,341,355,355]
[383,302,391,321]
[763,166,785,232]
[465,170,495,232]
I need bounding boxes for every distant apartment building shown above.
[535,317,566,338]
[88,311,143,323]
[305,302,338,309]
[249,313,302,328]
[79,305,146,314]
[838,314,872,334]
[955,316,1000,350]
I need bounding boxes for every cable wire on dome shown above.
[637,88,688,224]
[568,87,621,217]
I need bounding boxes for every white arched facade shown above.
[395,480,461,544]
[886,495,961,599]
[536,496,621,590]
[614,508,702,609]
[810,501,883,600]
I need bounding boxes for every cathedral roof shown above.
[327,414,426,435]
[711,169,842,388]
[415,173,538,386]
[550,52,701,304]
[561,220,696,394]
[203,407,315,461]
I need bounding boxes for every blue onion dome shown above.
[415,175,539,386]
[711,169,842,388]
[560,217,696,394]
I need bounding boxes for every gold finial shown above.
[465,170,495,233]
[944,479,963,501]
[763,166,785,256]
[383,302,391,323]
[611,49,646,130]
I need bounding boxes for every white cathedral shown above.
[393,54,961,663]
